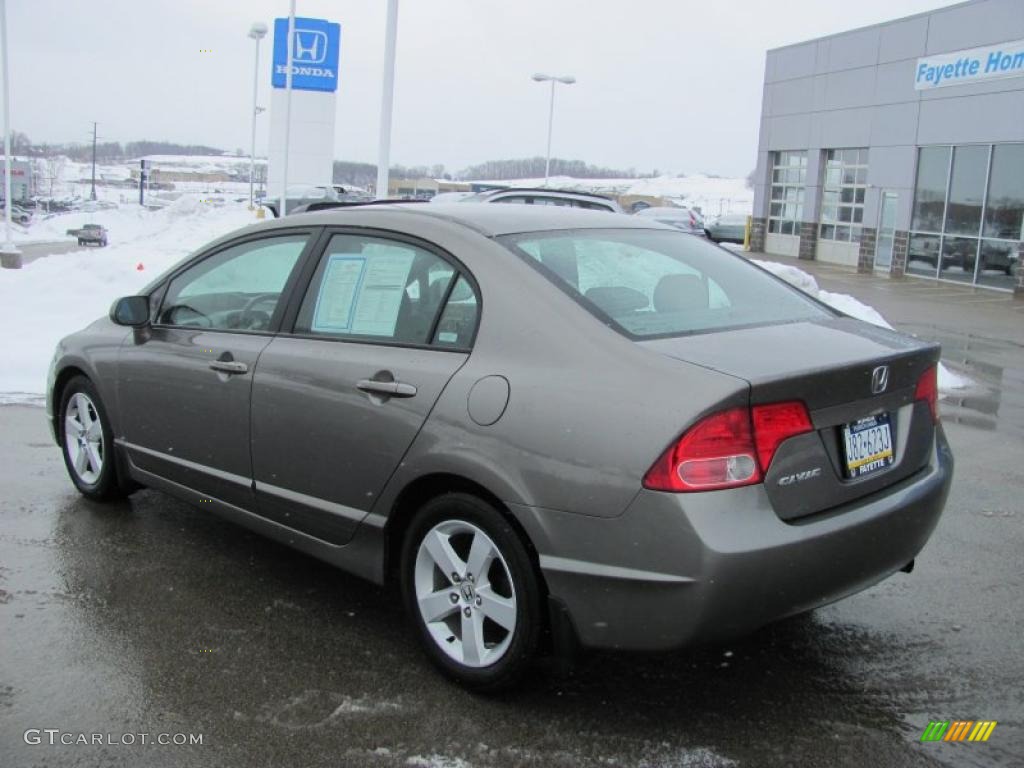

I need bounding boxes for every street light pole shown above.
[247,22,268,210]
[0,0,20,268]
[278,1,295,218]
[531,73,575,186]
[376,0,399,200]
[90,122,97,201]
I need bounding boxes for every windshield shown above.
[499,228,831,339]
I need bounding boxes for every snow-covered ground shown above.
[0,197,256,401]
[750,258,972,392]
[470,174,752,216]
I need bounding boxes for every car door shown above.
[249,231,480,544]
[116,229,317,508]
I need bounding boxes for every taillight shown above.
[643,401,813,493]
[643,408,758,492]
[915,365,939,423]
[751,401,813,472]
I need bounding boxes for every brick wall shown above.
[749,217,767,253]
[891,231,909,278]
[798,222,817,261]
[857,227,877,273]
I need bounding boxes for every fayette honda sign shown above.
[271,17,341,92]
[915,38,1024,90]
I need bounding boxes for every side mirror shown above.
[110,295,150,327]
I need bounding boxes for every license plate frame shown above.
[842,412,895,479]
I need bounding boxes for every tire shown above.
[400,493,542,691]
[58,376,125,501]
[77,239,84,246]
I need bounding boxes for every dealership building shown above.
[750,0,1024,294]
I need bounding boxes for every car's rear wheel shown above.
[59,376,124,501]
[401,493,541,691]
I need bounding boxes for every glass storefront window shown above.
[767,151,806,236]
[906,233,941,277]
[911,146,950,233]
[819,148,867,243]
[976,240,1020,288]
[938,236,979,283]
[908,143,1021,290]
[983,144,1024,241]
[944,145,988,236]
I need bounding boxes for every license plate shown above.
[842,413,894,478]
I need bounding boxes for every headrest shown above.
[584,286,649,315]
[653,273,709,313]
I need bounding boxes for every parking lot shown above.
[1,264,1022,768]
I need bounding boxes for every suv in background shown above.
[464,188,625,213]
[633,205,705,236]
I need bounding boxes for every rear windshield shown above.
[498,228,831,339]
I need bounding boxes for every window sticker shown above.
[349,250,415,336]
[311,255,367,332]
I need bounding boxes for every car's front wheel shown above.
[401,493,542,690]
[58,376,124,501]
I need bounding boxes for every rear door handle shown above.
[357,379,417,398]
[209,360,249,375]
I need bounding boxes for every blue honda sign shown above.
[271,17,341,92]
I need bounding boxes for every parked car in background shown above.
[429,191,475,203]
[67,223,109,247]
[1,203,32,224]
[48,203,952,690]
[463,187,625,213]
[704,213,749,244]
[634,205,705,235]
[264,185,342,217]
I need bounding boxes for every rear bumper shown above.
[513,428,953,651]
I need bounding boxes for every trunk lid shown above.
[641,318,941,520]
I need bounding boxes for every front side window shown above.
[819,148,868,243]
[767,150,807,235]
[157,234,309,331]
[294,234,476,347]
[501,228,829,339]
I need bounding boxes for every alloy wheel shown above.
[64,392,104,485]
[413,519,517,668]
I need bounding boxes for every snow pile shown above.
[0,196,256,400]
[752,259,972,392]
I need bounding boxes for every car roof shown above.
[478,187,617,202]
[637,206,692,216]
[251,202,662,237]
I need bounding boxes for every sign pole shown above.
[376,0,398,200]
[278,1,296,217]
[0,0,21,268]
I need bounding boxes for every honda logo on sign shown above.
[271,17,341,93]
[293,30,327,64]
[871,365,890,395]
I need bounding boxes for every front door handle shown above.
[357,379,417,398]
[209,360,249,375]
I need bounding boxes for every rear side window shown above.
[431,276,478,348]
[294,234,477,347]
[500,228,829,339]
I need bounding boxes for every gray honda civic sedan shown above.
[47,204,952,689]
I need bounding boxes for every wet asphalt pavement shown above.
[2,271,1023,768]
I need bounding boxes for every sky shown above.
[6,0,958,177]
